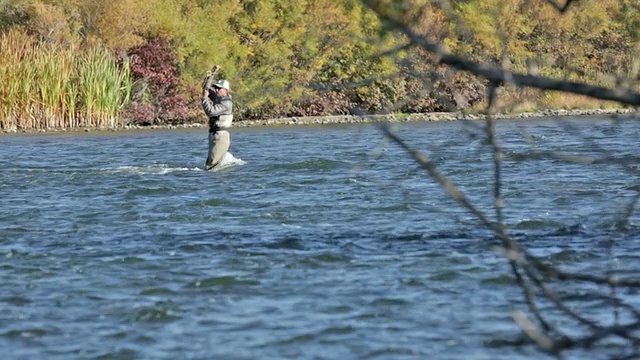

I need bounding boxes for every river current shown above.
[1,116,639,359]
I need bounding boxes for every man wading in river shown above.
[202,65,233,170]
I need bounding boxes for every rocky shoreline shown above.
[229,108,637,128]
[2,108,637,134]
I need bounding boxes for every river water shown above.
[1,116,639,359]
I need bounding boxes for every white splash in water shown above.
[102,153,246,174]
[105,164,203,175]
[209,152,246,172]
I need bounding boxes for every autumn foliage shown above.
[125,37,191,125]
[1,0,639,130]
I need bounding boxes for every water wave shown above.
[104,164,202,175]
[4,119,640,359]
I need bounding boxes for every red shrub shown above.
[122,101,155,126]
[126,37,190,125]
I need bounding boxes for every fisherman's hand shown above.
[213,64,221,72]
[202,89,209,99]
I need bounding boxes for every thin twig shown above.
[512,311,557,353]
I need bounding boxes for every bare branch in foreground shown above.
[359,1,640,357]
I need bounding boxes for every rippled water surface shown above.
[2,116,640,359]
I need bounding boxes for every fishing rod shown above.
[202,64,221,94]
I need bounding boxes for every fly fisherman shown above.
[201,65,233,170]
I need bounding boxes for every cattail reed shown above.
[0,29,131,131]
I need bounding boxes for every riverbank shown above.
[1,108,637,134]
[229,108,637,128]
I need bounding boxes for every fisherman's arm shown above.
[202,97,231,117]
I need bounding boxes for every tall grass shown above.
[0,29,132,131]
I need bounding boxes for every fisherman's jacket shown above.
[202,94,233,133]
